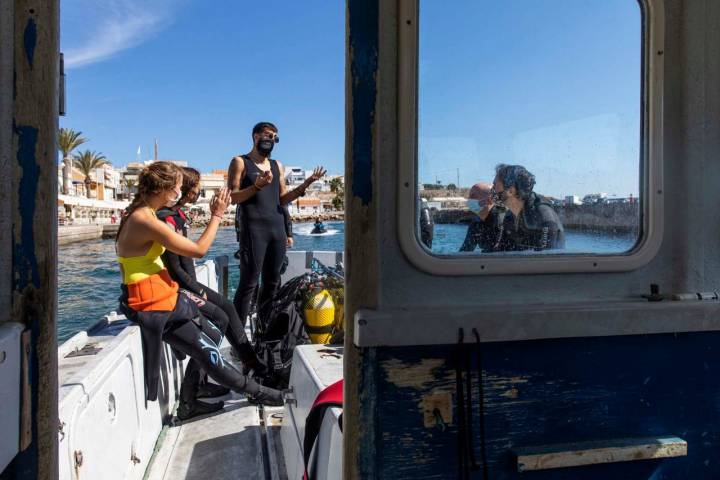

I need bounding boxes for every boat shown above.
[310,223,327,235]
[55,251,343,480]
[6,1,720,478]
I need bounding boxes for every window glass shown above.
[417,0,642,256]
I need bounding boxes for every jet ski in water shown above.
[311,219,327,235]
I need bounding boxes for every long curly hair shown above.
[117,161,183,240]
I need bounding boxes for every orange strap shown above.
[125,269,179,311]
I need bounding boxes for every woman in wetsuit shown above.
[158,168,266,373]
[116,161,283,411]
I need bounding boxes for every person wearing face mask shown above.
[490,164,565,251]
[158,167,271,419]
[228,122,326,326]
[115,161,285,414]
[459,182,504,252]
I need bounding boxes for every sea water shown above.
[58,220,634,342]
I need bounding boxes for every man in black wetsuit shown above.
[459,182,502,252]
[490,164,565,251]
[228,122,326,325]
[419,199,434,249]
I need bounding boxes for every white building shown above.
[287,198,322,215]
[284,166,306,186]
[564,195,582,206]
[199,173,225,202]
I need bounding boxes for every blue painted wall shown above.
[373,332,719,479]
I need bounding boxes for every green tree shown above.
[58,128,88,194]
[447,183,457,191]
[124,178,137,197]
[73,150,108,198]
[329,177,344,210]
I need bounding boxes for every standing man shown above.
[228,122,326,325]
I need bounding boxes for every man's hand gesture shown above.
[255,170,273,189]
[309,166,327,182]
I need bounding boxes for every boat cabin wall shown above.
[344,0,720,478]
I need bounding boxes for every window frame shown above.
[397,0,664,275]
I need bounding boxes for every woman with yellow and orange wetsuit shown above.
[116,161,283,408]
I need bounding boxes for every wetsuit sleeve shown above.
[420,206,433,249]
[282,205,293,237]
[162,251,204,295]
[459,223,477,251]
[537,206,565,250]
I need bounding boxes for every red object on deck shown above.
[303,379,344,480]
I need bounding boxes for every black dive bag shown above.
[253,275,311,389]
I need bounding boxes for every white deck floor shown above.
[145,348,288,480]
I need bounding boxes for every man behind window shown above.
[459,182,503,252]
[490,164,565,251]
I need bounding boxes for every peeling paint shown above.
[382,358,446,389]
[23,18,37,69]
[13,123,40,291]
[348,0,376,206]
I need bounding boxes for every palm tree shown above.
[124,178,137,198]
[329,177,344,210]
[73,150,108,198]
[58,128,87,195]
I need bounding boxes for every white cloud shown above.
[62,0,180,69]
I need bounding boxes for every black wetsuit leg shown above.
[164,294,261,396]
[233,227,287,325]
[233,228,268,326]
[257,234,286,311]
[204,287,263,368]
[177,289,232,403]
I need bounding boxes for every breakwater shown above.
[433,203,640,233]
[58,224,121,245]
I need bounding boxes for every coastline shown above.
[57,212,347,245]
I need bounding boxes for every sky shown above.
[418,0,642,198]
[60,0,345,174]
[61,0,642,198]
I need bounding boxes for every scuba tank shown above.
[303,289,335,344]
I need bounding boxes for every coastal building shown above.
[287,197,322,215]
[565,195,582,205]
[285,166,307,186]
[429,196,467,210]
[199,172,225,202]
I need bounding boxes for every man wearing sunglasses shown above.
[228,122,326,326]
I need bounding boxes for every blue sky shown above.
[60,0,345,174]
[418,0,641,197]
[61,0,641,198]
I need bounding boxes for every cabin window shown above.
[398,0,664,275]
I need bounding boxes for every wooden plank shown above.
[10,0,60,478]
[515,436,687,472]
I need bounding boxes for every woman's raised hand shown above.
[210,187,231,217]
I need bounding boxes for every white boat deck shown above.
[143,342,289,480]
[56,253,344,480]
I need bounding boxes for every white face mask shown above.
[466,199,482,213]
[166,188,182,207]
